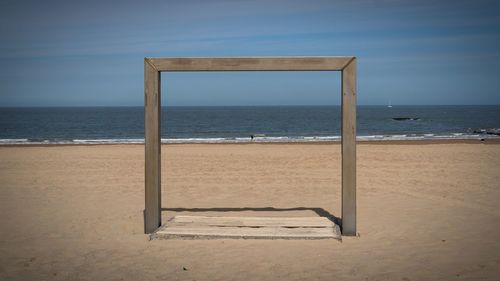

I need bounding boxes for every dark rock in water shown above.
[392,117,420,121]
[486,130,500,136]
[473,128,500,136]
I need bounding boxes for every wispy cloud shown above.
[1,0,500,105]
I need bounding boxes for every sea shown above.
[0,105,499,144]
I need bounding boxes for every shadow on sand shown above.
[161,207,341,226]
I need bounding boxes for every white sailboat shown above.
[387,100,393,108]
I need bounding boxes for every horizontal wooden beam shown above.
[171,215,335,227]
[147,56,355,72]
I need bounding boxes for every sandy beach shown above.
[1,142,499,280]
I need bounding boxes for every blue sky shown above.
[1,0,499,106]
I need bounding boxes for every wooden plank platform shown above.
[150,216,341,240]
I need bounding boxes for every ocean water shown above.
[0,106,499,144]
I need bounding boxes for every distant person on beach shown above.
[250,135,254,141]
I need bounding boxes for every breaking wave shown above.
[0,133,498,145]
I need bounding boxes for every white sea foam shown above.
[0,133,498,145]
[73,139,144,144]
[0,139,29,143]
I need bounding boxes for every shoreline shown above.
[1,138,499,147]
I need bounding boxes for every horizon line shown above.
[1,104,499,108]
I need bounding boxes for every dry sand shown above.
[0,142,499,280]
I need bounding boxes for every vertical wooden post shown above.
[341,58,357,236]
[144,59,161,233]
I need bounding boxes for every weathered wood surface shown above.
[144,56,357,236]
[151,216,341,240]
[172,215,334,227]
[147,57,354,72]
[144,60,162,234]
[341,58,357,236]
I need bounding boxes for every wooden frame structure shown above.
[144,56,357,236]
